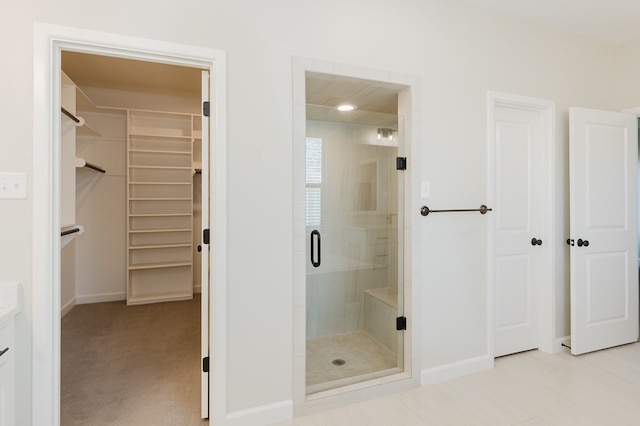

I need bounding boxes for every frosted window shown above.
[306,137,322,226]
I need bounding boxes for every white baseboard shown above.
[224,400,293,426]
[61,297,76,318]
[76,292,126,305]
[421,354,494,386]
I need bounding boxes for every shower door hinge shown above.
[203,356,209,373]
[396,157,407,170]
[203,229,210,245]
[396,316,407,331]
[203,101,210,117]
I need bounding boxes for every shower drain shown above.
[332,358,346,366]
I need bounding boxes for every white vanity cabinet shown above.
[0,283,18,426]
[0,320,14,426]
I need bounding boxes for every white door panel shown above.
[569,107,639,355]
[495,254,535,355]
[493,106,544,357]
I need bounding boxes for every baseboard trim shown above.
[225,400,293,425]
[61,297,76,318]
[421,354,493,386]
[76,292,126,305]
[193,285,202,294]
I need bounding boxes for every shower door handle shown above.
[310,230,321,267]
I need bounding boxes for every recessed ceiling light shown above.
[336,104,356,112]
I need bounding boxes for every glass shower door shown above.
[305,107,404,394]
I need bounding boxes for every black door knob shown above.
[531,238,542,246]
[577,239,590,247]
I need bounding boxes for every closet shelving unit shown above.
[60,72,106,247]
[127,110,194,305]
[63,85,107,173]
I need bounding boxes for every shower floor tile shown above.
[306,330,398,393]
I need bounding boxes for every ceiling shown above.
[306,73,401,115]
[455,0,640,44]
[305,73,403,126]
[62,51,202,96]
[62,2,638,120]
[63,52,402,125]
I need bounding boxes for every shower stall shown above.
[305,104,405,394]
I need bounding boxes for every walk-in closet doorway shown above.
[32,23,228,426]
[59,50,209,423]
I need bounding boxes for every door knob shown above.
[577,239,590,247]
[531,238,542,246]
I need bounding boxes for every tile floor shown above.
[306,330,399,393]
[286,342,640,425]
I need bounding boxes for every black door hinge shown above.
[203,356,209,373]
[396,157,407,170]
[203,101,210,117]
[396,316,407,331]
[203,229,210,245]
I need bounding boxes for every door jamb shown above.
[33,22,227,425]
[487,91,558,356]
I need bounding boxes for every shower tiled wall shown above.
[306,225,392,340]
[306,268,388,339]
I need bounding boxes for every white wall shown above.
[615,39,640,110]
[1,0,632,423]
[74,110,127,303]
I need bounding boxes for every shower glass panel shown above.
[305,105,404,394]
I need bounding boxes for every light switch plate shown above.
[421,181,431,198]
[0,173,28,199]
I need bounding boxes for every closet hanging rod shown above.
[84,162,106,174]
[61,227,81,237]
[61,107,80,124]
[420,204,492,217]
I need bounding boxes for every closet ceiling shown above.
[62,51,202,96]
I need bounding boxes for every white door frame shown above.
[487,91,558,355]
[292,57,422,414]
[32,23,227,425]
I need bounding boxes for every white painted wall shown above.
[615,38,640,110]
[74,110,127,304]
[2,0,636,423]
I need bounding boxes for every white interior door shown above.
[569,107,639,355]
[200,69,210,418]
[493,105,546,357]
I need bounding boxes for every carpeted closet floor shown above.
[61,295,208,425]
